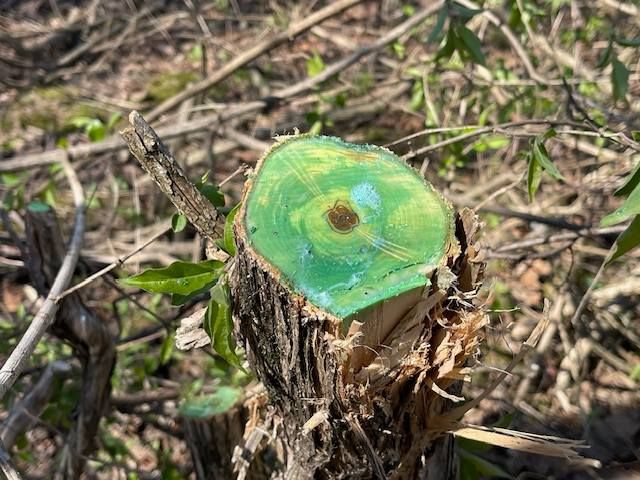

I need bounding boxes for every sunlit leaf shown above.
[306,52,325,77]
[527,151,542,202]
[217,203,240,256]
[608,215,640,263]
[601,182,640,226]
[171,213,188,232]
[532,137,564,181]
[614,157,640,196]
[180,386,242,418]
[120,260,224,295]
[471,135,509,152]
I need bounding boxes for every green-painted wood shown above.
[242,135,454,319]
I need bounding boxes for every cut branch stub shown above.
[239,134,455,319]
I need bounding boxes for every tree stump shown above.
[231,135,486,479]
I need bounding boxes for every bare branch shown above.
[145,0,365,121]
[0,156,85,403]
[121,111,224,240]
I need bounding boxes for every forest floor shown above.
[1,1,639,479]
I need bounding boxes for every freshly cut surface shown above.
[242,135,454,319]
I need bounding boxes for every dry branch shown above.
[0,157,85,403]
[0,444,21,480]
[21,207,116,479]
[146,0,365,121]
[0,361,72,449]
[121,111,224,240]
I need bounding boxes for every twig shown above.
[121,111,224,240]
[0,443,22,480]
[439,300,551,425]
[0,156,85,402]
[57,164,246,300]
[56,223,170,301]
[490,225,626,254]
[1,6,445,175]
[0,361,72,449]
[455,0,549,85]
[567,241,617,327]
[272,1,445,101]
[146,0,365,121]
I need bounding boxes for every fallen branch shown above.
[1,4,445,174]
[0,156,85,403]
[146,0,365,121]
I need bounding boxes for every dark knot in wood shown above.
[326,201,359,233]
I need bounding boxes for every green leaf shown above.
[527,151,542,202]
[632,131,640,142]
[614,36,640,47]
[436,26,457,61]
[630,363,640,382]
[106,112,122,131]
[450,3,483,20]
[615,158,640,196]
[26,201,51,213]
[609,215,640,263]
[392,41,406,59]
[198,184,225,207]
[596,38,613,69]
[601,182,640,226]
[611,57,629,101]
[532,137,564,181]
[426,6,448,44]
[171,213,188,233]
[306,52,325,77]
[455,25,486,66]
[188,44,204,62]
[120,260,224,295]
[159,334,174,365]
[85,119,106,142]
[171,281,215,306]
[204,280,243,369]
[219,203,240,256]
[458,449,513,480]
[470,135,509,153]
[180,386,242,418]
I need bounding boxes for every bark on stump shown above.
[230,135,486,479]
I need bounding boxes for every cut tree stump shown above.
[231,135,486,479]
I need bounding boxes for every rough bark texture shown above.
[21,210,116,479]
[183,405,247,480]
[231,207,485,479]
[121,111,224,240]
